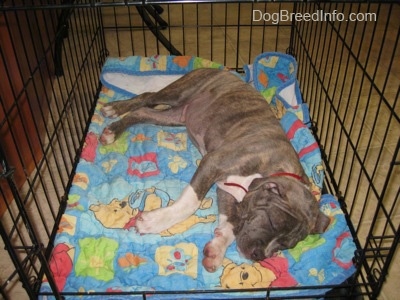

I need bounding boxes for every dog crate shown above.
[0,0,398,299]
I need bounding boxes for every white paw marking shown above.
[100,127,116,145]
[135,207,173,234]
[202,215,235,272]
[136,185,200,234]
[101,105,118,118]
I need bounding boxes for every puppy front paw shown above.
[202,240,225,273]
[135,209,173,234]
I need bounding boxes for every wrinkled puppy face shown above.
[234,177,330,261]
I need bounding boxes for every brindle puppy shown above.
[100,68,330,272]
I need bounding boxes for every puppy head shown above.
[234,177,330,261]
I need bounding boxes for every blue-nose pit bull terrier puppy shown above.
[100,68,330,272]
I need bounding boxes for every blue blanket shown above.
[40,54,356,299]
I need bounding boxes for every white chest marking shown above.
[217,174,262,202]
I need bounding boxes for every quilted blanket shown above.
[40,53,356,299]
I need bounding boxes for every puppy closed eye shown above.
[267,215,277,231]
[244,214,258,224]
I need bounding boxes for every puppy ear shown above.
[248,179,283,196]
[310,211,331,233]
[248,178,267,191]
[265,182,281,196]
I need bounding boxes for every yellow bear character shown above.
[219,258,276,289]
[90,188,217,236]
[219,256,297,289]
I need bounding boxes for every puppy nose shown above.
[251,248,265,261]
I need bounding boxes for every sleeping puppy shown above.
[100,68,330,272]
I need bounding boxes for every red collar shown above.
[223,182,249,193]
[269,172,307,183]
[223,172,306,194]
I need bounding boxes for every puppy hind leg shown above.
[102,69,222,119]
[101,92,156,118]
[100,112,139,145]
[100,106,185,145]
[102,78,198,119]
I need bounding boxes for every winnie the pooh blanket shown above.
[40,53,356,299]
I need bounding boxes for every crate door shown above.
[0,10,55,215]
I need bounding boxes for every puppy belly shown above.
[135,185,199,234]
